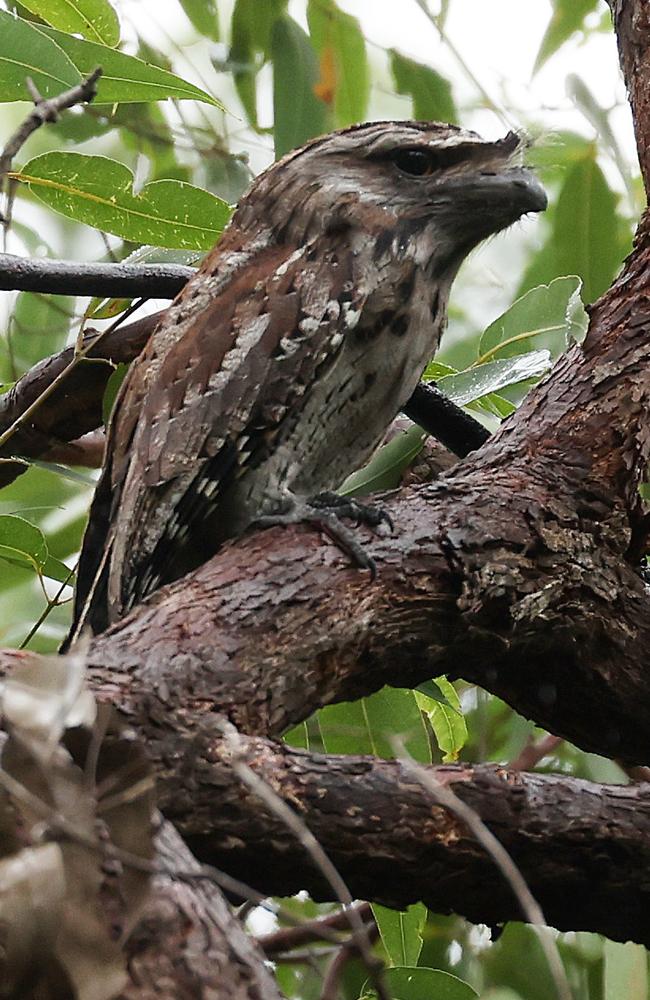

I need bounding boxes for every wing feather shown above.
[71,232,362,636]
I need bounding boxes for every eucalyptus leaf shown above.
[372,903,427,968]
[437,351,552,407]
[272,15,328,159]
[534,0,598,73]
[229,0,287,127]
[390,50,457,123]
[604,940,648,1000]
[478,276,586,363]
[14,152,231,249]
[366,967,479,1000]
[179,0,219,41]
[341,424,426,497]
[319,688,431,763]
[18,0,120,47]
[307,0,369,126]
[0,10,81,102]
[415,677,467,762]
[0,514,71,583]
[38,24,222,105]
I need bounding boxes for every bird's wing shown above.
[71,233,362,635]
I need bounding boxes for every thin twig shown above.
[0,253,194,298]
[0,68,103,182]
[218,718,390,1000]
[321,921,380,1000]
[258,903,372,956]
[0,296,146,452]
[393,737,572,1000]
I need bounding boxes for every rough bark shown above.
[119,823,281,1000]
[85,245,650,763]
[4,0,650,993]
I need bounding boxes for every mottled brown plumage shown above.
[70,120,546,639]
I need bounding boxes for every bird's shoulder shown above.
[112,231,364,492]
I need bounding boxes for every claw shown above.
[253,490,390,576]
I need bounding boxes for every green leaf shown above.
[534,0,599,73]
[483,924,562,1000]
[14,151,231,249]
[8,291,75,378]
[229,0,287,127]
[478,276,587,363]
[41,552,74,583]
[367,967,479,1000]
[0,515,47,573]
[102,362,130,425]
[0,514,71,583]
[415,677,467,762]
[372,904,427,968]
[179,0,219,41]
[84,296,132,321]
[390,50,457,124]
[272,15,328,159]
[437,351,552,407]
[319,688,431,763]
[341,424,426,497]
[19,0,120,47]
[422,360,456,381]
[38,25,222,105]
[518,151,629,304]
[604,941,648,1000]
[0,10,81,102]
[307,0,369,126]
[422,360,516,421]
[415,679,454,709]
[283,722,310,750]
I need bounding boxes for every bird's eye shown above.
[391,148,439,176]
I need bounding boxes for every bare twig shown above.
[393,738,572,1000]
[0,253,194,298]
[321,920,380,1000]
[0,296,146,452]
[0,68,103,182]
[258,903,372,956]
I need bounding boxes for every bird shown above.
[68,119,546,641]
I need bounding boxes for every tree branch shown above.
[0,68,103,182]
[76,724,650,949]
[0,253,193,298]
[609,0,650,192]
[121,822,282,1000]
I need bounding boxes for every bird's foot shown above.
[254,491,393,577]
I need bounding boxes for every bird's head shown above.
[233,120,547,274]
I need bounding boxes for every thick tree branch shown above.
[609,0,650,191]
[120,822,281,1000]
[70,719,650,948]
